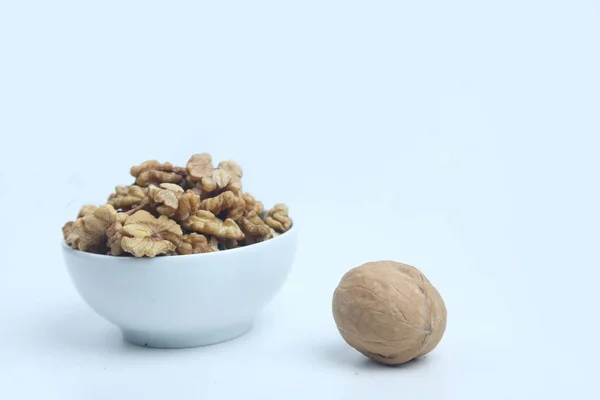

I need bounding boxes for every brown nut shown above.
[186,153,213,182]
[176,190,202,221]
[208,236,220,252]
[177,233,214,255]
[147,183,182,211]
[181,210,244,240]
[148,183,200,221]
[211,168,232,190]
[186,153,219,192]
[190,186,219,202]
[242,192,264,216]
[239,211,271,238]
[108,185,147,210]
[199,191,245,221]
[264,203,292,233]
[120,210,183,257]
[131,160,186,187]
[61,153,290,256]
[186,153,239,193]
[240,226,276,245]
[218,238,239,250]
[332,261,447,365]
[106,213,129,256]
[218,160,243,194]
[77,205,98,218]
[65,204,121,253]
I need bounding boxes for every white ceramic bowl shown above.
[62,225,298,348]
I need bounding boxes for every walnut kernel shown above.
[62,152,292,256]
[182,210,245,240]
[65,205,120,253]
[218,160,243,194]
[264,203,292,233]
[177,233,214,255]
[131,160,186,187]
[108,185,147,210]
[120,210,183,257]
[199,191,245,220]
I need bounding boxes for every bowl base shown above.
[122,321,253,349]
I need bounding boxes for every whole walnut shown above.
[332,261,447,365]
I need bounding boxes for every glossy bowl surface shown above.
[62,226,298,348]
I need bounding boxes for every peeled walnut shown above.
[176,190,202,221]
[241,229,275,245]
[120,210,183,257]
[332,261,447,365]
[108,185,147,210]
[77,205,98,218]
[186,153,219,192]
[242,192,264,216]
[148,183,183,214]
[181,210,245,240]
[106,213,129,256]
[147,183,201,221]
[208,236,220,252]
[177,233,214,255]
[199,191,245,221]
[65,204,122,253]
[186,153,212,182]
[186,153,237,193]
[264,203,292,233]
[218,160,243,194]
[211,168,231,190]
[62,152,293,256]
[131,160,186,187]
[218,238,239,250]
[239,210,271,239]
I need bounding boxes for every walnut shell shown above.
[332,261,447,365]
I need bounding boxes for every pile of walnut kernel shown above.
[62,153,292,257]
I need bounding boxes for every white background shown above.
[1,1,598,399]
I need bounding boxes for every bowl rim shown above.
[61,222,297,261]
